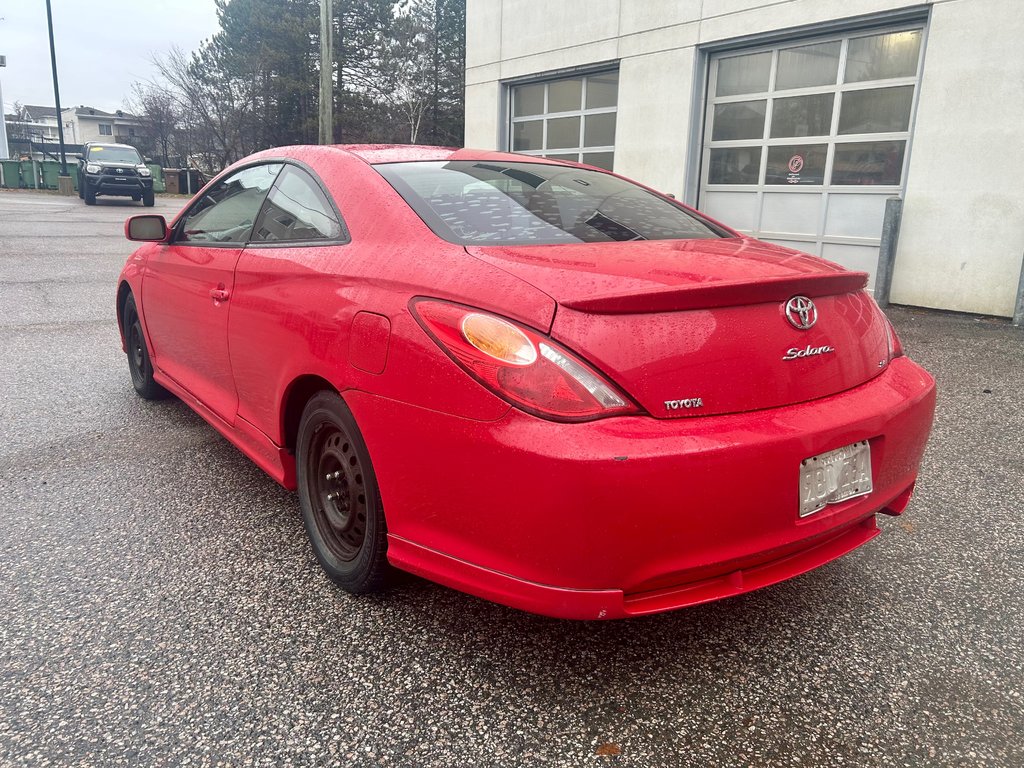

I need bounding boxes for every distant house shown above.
[61,106,145,145]
[3,104,149,162]
[4,104,61,142]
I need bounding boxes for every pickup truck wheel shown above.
[84,182,96,206]
[142,189,155,207]
[77,175,83,198]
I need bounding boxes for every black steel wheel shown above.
[296,391,389,593]
[122,294,169,400]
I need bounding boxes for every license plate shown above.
[799,440,873,517]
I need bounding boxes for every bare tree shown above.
[154,45,266,172]
[5,102,31,142]
[126,84,179,166]
[386,13,432,142]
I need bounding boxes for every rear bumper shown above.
[347,356,936,619]
[388,514,880,620]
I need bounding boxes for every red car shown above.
[117,145,935,619]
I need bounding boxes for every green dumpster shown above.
[20,161,37,189]
[147,164,165,193]
[0,160,22,188]
[40,161,62,190]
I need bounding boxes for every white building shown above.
[3,104,145,152]
[60,106,144,145]
[465,0,1024,320]
[4,104,61,142]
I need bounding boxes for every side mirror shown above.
[125,214,168,242]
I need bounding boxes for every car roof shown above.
[337,144,578,167]
[85,142,138,150]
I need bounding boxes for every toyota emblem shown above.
[784,296,818,330]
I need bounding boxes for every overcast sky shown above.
[0,0,221,114]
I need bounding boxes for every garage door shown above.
[700,27,924,289]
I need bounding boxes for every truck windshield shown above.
[88,146,143,164]
[375,160,724,245]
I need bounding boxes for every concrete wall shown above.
[888,0,1024,316]
[466,0,1024,318]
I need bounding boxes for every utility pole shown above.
[44,0,71,192]
[0,55,9,160]
[319,0,333,145]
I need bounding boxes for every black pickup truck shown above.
[77,143,154,206]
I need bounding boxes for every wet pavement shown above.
[1,188,1021,767]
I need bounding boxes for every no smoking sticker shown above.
[788,154,805,173]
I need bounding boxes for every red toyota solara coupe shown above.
[116,145,935,619]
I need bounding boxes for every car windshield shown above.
[88,146,142,164]
[376,160,724,245]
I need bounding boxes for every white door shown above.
[700,27,925,290]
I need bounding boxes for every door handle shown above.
[209,288,230,302]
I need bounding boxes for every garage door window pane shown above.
[586,72,619,109]
[584,113,616,147]
[709,147,762,184]
[770,93,834,138]
[832,140,905,185]
[513,84,545,117]
[765,145,827,185]
[545,153,580,162]
[712,100,766,141]
[846,31,921,83]
[546,116,580,149]
[716,52,771,96]
[776,41,840,90]
[582,152,614,170]
[838,86,914,134]
[548,79,583,113]
[513,120,543,150]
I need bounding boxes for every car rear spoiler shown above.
[559,271,870,314]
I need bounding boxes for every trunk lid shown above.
[465,239,890,417]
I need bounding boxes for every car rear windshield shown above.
[375,160,724,245]
[87,146,142,164]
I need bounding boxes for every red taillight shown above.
[411,299,638,421]
[886,319,904,359]
[872,297,904,361]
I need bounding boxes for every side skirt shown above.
[152,369,297,490]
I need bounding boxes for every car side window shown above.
[251,165,345,243]
[177,163,283,245]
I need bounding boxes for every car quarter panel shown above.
[225,149,558,447]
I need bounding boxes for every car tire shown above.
[132,194,141,202]
[296,391,390,594]
[142,189,155,207]
[122,294,169,400]
[77,174,83,199]
[84,182,96,206]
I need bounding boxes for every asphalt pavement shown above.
[0,188,1021,767]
